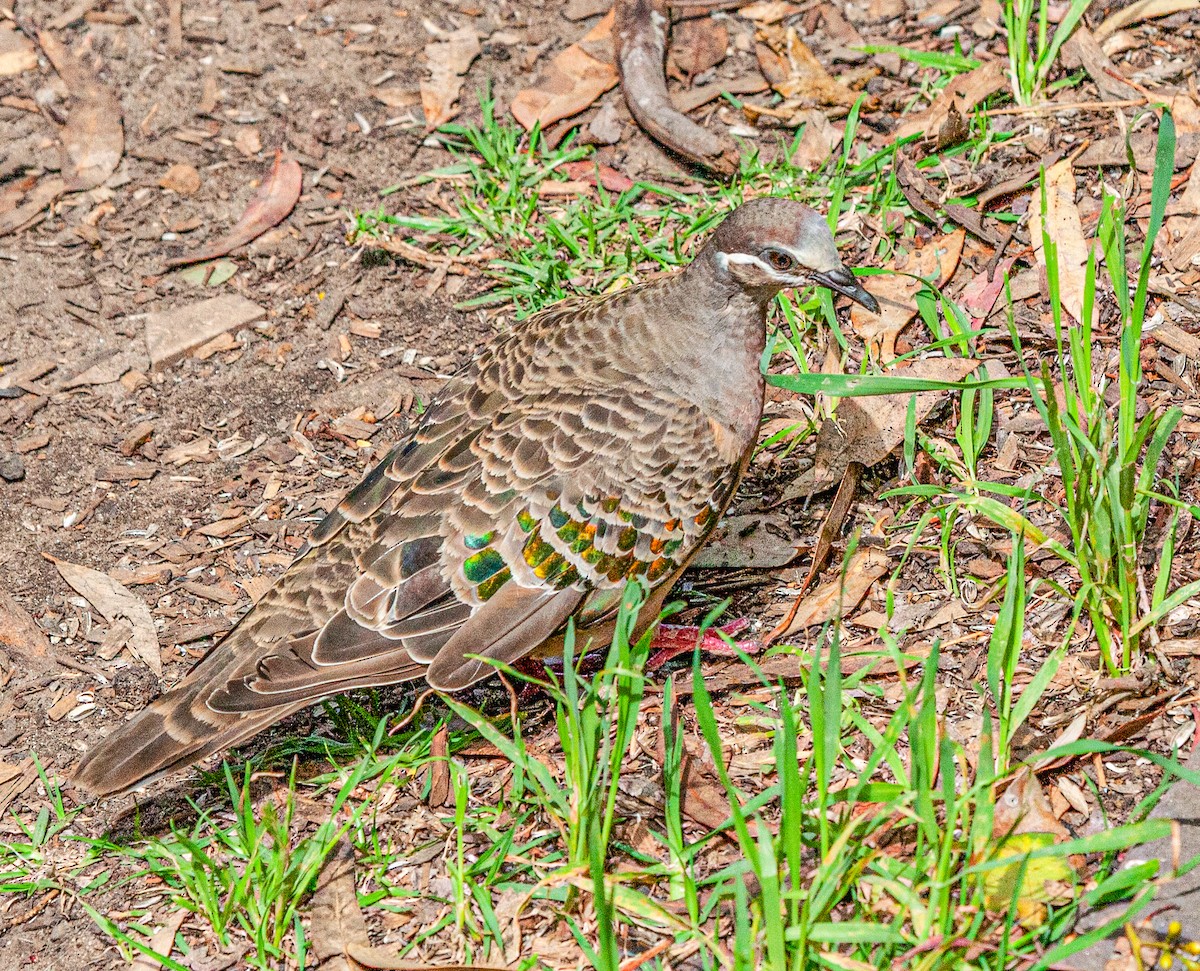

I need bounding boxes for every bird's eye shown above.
[763,249,796,273]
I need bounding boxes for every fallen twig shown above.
[614,0,739,177]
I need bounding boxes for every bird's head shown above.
[704,197,879,314]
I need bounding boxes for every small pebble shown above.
[0,453,25,482]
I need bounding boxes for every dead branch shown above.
[614,0,740,177]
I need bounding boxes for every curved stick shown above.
[614,0,740,177]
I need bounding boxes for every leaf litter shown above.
[1,0,1200,964]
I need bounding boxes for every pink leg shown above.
[646,618,762,672]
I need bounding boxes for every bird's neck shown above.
[645,254,769,440]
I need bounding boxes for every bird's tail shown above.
[71,626,306,798]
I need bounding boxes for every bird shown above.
[72,197,878,798]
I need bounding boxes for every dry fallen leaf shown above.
[0,23,37,77]
[893,59,1006,144]
[0,176,67,237]
[1074,128,1200,172]
[45,555,161,676]
[0,588,53,679]
[1171,93,1200,134]
[1056,776,1090,814]
[165,150,301,268]
[1060,27,1140,102]
[346,949,511,971]
[309,840,370,971]
[958,257,1016,322]
[1095,0,1200,41]
[512,12,619,130]
[667,18,728,80]
[560,159,635,192]
[757,26,859,109]
[0,30,123,236]
[773,543,889,639]
[130,910,188,971]
[739,0,806,24]
[849,230,965,362]
[36,29,124,192]
[421,25,481,130]
[59,347,151,389]
[1028,157,1091,325]
[1167,157,1200,272]
[0,758,40,817]
[789,108,842,169]
[693,513,805,569]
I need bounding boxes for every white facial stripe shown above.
[716,250,812,286]
[716,251,772,274]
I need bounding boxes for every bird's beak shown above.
[811,266,880,314]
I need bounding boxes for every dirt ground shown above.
[0,0,730,964]
[3,0,1200,965]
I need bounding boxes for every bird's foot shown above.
[645,618,761,672]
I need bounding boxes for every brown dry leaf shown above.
[893,59,1006,144]
[1056,776,1090,814]
[693,513,805,569]
[789,108,841,169]
[426,724,452,807]
[309,840,370,971]
[0,176,67,237]
[0,587,52,667]
[159,163,201,195]
[0,30,122,235]
[45,555,161,675]
[512,12,618,130]
[130,910,188,970]
[849,230,965,361]
[782,357,983,500]
[739,0,805,24]
[1028,158,1090,325]
[1171,93,1200,133]
[1095,0,1200,40]
[0,758,39,816]
[1167,157,1200,271]
[36,29,124,192]
[421,25,481,130]
[675,641,931,696]
[667,18,728,80]
[1060,27,1140,102]
[60,347,151,388]
[0,23,37,76]
[994,768,1072,841]
[659,687,766,838]
[165,150,301,268]
[614,0,739,175]
[760,26,859,109]
[958,257,1016,322]
[773,543,889,639]
[1074,129,1200,171]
